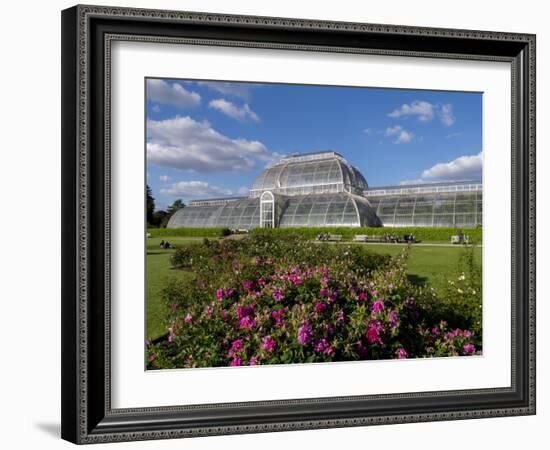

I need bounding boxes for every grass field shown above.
[146,236,482,340]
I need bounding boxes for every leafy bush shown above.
[147,235,480,368]
[416,244,482,343]
[250,226,482,243]
[147,227,231,238]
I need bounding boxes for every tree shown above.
[167,199,185,215]
[146,185,155,225]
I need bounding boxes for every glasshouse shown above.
[167,151,482,229]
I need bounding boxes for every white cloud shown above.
[208,99,260,122]
[388,100,435,122]
[195,81,254,100]
[439,103,456,126]
[160,180,232,198]
[147,116,274,173]
[147,79,201,108]
[388,101,456,126]
[159,175,170,181]
[420,152,483,181]
[151,104,161,113]
[385,125,415,144]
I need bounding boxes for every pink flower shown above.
[239,316,257,330]
[371,300,385,314]
[216,288,224,300]
[395,348,408,359]
[262,336,277,352]
[254,257,262,266]
[271,308,286,326]
[243,280,254,291]
[319,287,329,297]
[272,289,284,302]
[314,338,335,356]
[463,343,476,355]
[184,313,193,324]
[258,277,266,287]
[249,356,258,366]
[237,305,255,319]
[389,310,399,329]
[358,292,367,301]
[230,339,243,353]
[315,302,327,314]
[297,323,313,345]
[224,288,234,298]
[366,323,383,345]
[230,357,242,366]
[289,273,301,286]
[463,330,472,338]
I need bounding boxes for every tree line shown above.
[147,185,185,228]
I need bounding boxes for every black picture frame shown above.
[61,4,536,444]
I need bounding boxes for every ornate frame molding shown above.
[61,5,536,444]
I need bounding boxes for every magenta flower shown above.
[237,305,255,319]
[184,313,193,324]
[224,288,234,298]
[319,287,329,297]
[243,280,254,291]
[371,300,385,314]
[262,335,277,352]
[272,289,284,302]
[395,347,408,359]
[366,324,383,345]
[258,277,266,287]
[216,288,224,300]
[230,339,243,353]
[463,343,476,355]
[431,326,440,335]
[315,302,327,314]
[230,357,242,366]
[239,316,257,330]
[297,323,313,345]
[249,356,258,366]
[271,308,286,326]
[463,330,472,338]
[289,273,301,286]
[314,338,335,356]
[358,292,367,301]
[254,256,262,266]
[389,310,399,329]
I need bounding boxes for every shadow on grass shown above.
[407,273,429,287]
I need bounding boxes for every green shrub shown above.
[250,226,482,243]
[147,227,231,238]
[147,239,481,369]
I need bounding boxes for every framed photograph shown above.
[61,4,536,444]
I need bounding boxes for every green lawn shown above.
[146,236,481,340]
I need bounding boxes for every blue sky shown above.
[146,78,482,210]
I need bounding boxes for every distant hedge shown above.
[250,226,482,243]
[147,227,231,238]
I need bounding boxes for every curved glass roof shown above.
[167,198,260,229]
[250,151,368,197]
[365,190,482,228]
[278,193,380,228]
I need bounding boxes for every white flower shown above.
[458,274,466,281]
[457,288,463,294]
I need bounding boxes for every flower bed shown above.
[147,235,481,369]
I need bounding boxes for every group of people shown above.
[382,234,400,243]
[159,240,173,250]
